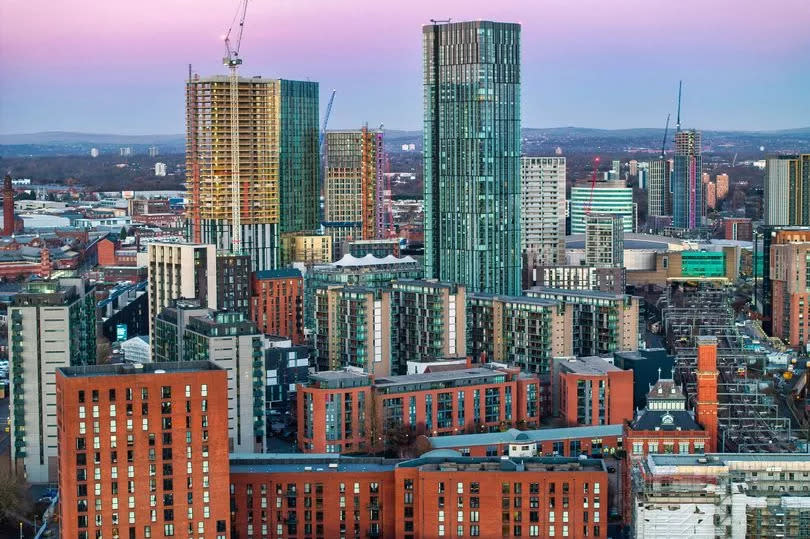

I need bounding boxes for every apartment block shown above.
[525,265,625,294]
[9,278,96,483]
[390,280,465,375]
[215,252,251,314]
[770,242,810,349]
[250,268,304,344]
[647,159,672,218]
[152,299,210,362]
[56,362,230,539]
[347,239,401,259]
[229,453,607,539]
[313,286,392,375]
[585,213,624,268]
[280,233,332,265]
[521,157,566,275]
[764,154,810,226]
[467,293,572,375]
[527,288,639,357]
[147,242,216,341]
[672,130,703,229]
[297,366,543,454]
[552,356,633,427]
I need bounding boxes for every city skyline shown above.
[1,0,809,134]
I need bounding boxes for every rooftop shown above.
[648,452,810,468]
[399,455,606,473]
[332,253,417,267]
[557,356,622,375]
[528,286,628,300]
[467,292,559,306]
[229,453,397,474]
[427,425,624,449]
[57,360,223,378]
[373,367,507,388]
[255,268,302,280]
[647,379,684,400]
[631,410,702,432]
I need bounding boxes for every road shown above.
[0,397,10,461]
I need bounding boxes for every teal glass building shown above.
[423,21,522,296]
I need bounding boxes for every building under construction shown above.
[662,278,796,452]
[185,74,319,271]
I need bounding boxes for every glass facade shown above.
[423,21,522,295]
[680,251,726,277]
[672,130,703,229]
[569,185,634,234]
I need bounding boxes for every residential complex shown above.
[215,252,251,314]
[521,157,566,271]
[647,158,672,218]
[56,362,230,539]
[9,278,96,483]
[672,130,703,229]
[585,213,624,268]
[423,20,522,295]
[249,268,304,344]
[552,356,633,427]
[185,75,319,270]
[467,293,572,374]
[569,181,635,234]
[769,241,810,349]
[297,366,543,453]
[323,128,385,258]
[525,265,625,294]
[764,154,810,226]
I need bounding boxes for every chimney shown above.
[3,174,14,236]
[695,336,719,452]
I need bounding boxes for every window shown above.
[201,384,208,397]
[161,386,171,399]
[163,524,174,536]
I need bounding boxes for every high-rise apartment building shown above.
[215,252,251,314]
[313,286,391,375]
[764,154,810,226]
[423,21,522,295]
[323,128,385,258]
[770,241,810,350]
[715,173,729,200]
[182,310,267,453]
[186,75,319,270]
[9,278,96,483]
[672,130,703,229]
[527,287,639,356]
[526,265,626,294]
[585,213,624,268]
[56,362,230,539]
[153,299,210,362]
[389,280,465,373]
[147,242,216,341]
[647,159,672,218]
[705,180,717,210]
[249,268,304,344]
[569,181,635,234]
[467,293,572,374]
[521,156,566,266]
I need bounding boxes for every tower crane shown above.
[223,0,249,253]
[585,156,600,216]
[319,89,336,157]
[660,113,671,159]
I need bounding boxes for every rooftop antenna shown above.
[660,113,670,159]
[675,80,682,132]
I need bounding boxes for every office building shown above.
[297,365,543,453]
[585,213,624,268]
[525,265,625,294]
[147,242,216,341]
[423,21,522,295]
[770,241,810,350]
[467,293,571,374]
[56,362,230,539]
[552,356,633,427]
[229,453,607,539]
[215,252,251,314]
[715,173,729,200]
[182,310,266,453]
[323,128,385,258]
[569,181,635,234]
[764,154,810,226]
[389,280,465,374]
[186,75,319,270]
[521,157,566,269]
[249,268,304,344]
[633,453,810,538]
[9,278,96,483]
[313,286,392,375]
[672,130,703,229]
[527,287,639,357]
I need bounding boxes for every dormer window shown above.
[661,412,674,426]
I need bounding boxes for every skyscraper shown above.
[647,159,672,218]
[186,75,319,271]
[521,157,566,267]
[672,130,703,229]
[715,173,729,200]
[765,154,810,226]
[323,128,385,258]
[423,20,522,296]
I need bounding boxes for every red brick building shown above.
[97,236,138,267]
[722,217,752,241]
[229,453,608,539]
[770,242,810,350]
[250,269,304,344]
[56,361,230,539]
[298,366,544,454]
[552,356,634,427]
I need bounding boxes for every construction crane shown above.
[585,156,600,216]
[675,80,683,133]
[660,113,671,159]
[223,0,249,253]
[319,89,336,157]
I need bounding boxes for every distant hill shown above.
[0,131,185,145]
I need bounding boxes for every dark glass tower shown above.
[672,130,703,229]
[423,21,522,295]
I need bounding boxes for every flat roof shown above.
[310,370,370,382]
[528,286,627,300]
[58,360,223,378]
[558,356,622,375]
[428,424,624,449]
[229,454,397,474]
[399,455,606,473]
[649,453,810,467]
[374,368,505,387]
[467,292,559,306]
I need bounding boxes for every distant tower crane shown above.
[320,89,336,157]
[223,0,249,253]
[585,156,601,216]
[660,113,671,159]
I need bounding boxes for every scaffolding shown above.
[662,278,796,453]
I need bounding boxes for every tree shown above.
[119,226,128,241]
[0,467,32,526]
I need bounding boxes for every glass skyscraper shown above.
[423,21,521,296]
[672,130,703,229]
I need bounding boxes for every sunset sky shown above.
[1,0,808,134]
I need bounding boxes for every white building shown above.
[521,157,566,265]
[9,278,96,483]
[120,335,150,363]
[154,162,167,176]
[90,148,99,158]
[569,180,635,234]
[585,213,624,268]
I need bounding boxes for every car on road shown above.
[607,466,616,473]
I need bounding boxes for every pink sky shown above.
[1,0,808,133]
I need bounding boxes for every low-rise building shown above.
[552,356,634,427]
